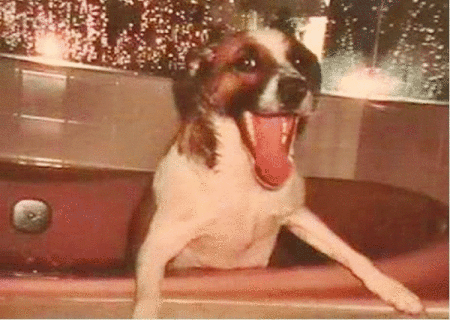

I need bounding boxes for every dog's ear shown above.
[185,46,215,78]
[172,46,215,120]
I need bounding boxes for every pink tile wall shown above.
[296,95,365,179]
[355,101,449,204]
[0,56,447,203]
[297,96,448,204]
[0,57,178,171]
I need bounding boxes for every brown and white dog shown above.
[133,29,424,318]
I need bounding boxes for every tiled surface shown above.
[0,58,19,115]
[0,56,447,202]
[295,96,365,180]
[355,102,449,204]
[296,97,448,204]
[0,56,178,171]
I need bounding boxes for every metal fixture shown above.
[12,199,51,233]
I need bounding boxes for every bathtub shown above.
[0,55,448,318]
[0,165,447,318]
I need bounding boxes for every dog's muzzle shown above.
[277,77,308,112]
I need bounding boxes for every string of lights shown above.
[0,0,234,75]
[0,0,109,62]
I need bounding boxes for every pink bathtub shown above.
[0,164,447,318]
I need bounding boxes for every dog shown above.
[133,29,424,318]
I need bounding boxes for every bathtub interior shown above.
[0,160,447,277]
[269,177,449,268]
[0,161,153,276]
[0,150,448,319]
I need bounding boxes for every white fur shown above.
[134,113,423,318]
[259,74,282,113]
[249,29,290,65]
[250,29,308,114]
[162,115,302,270]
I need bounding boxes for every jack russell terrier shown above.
[133,29,424,318]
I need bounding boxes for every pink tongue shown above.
[252,115,295,188]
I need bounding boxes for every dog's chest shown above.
[159,117,304,270]
[168,185,291,269]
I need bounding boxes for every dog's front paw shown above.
[365,272,424,315]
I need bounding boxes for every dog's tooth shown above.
[281,118,289,145]
[281,132,288,145]
[282,119,288,134]
[287,117,299,154]
[244,111,256,145]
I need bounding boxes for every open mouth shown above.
[240,111,299,189]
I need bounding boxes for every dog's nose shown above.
[277,77,308,110]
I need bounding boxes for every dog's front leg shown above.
[133,214,205,319]
[284,207,424,315]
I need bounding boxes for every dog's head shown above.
[173,29,321,189]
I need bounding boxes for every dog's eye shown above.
[233,47,259,73]
[234,56,257,73]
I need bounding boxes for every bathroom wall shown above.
[0,55,178,172]
[298,96,449,204]
[295,96,365,180]
[0,55,447,203]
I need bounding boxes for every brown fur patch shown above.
[202,33,279,116]
[176,114,218,168]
